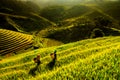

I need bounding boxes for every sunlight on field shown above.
[0,36,120,80]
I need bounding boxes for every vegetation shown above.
[0,36,120,79]
[90,28,105,38]
[97,1,120,21]
[0,29,33,55]
[38,16,120,43]
[0,0,40,14]
[40,6,65,23]
[0,0,120,40]
[0,1,120,79]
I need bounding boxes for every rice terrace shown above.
[0,0,120,80]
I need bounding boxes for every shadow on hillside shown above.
[28,65,40,77]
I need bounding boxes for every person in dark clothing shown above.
[47,50,57,70]
[29,54,41,76]
[34,54,41,66]
[50,50,57,61]
[36,55,41,66]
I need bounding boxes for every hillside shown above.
[0,29,64,55]
[0,1,120,40]
[0,29,33,55]
[0,1,120,56]
[0,36,120,80]
[0,0,56,33]
[96,1,120,21]
[0,12,54,33]
[0,1,120,80]
[38,16,120,43]
[38,3,120,43]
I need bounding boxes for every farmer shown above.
[47,50,58,70]
[50,50,57,61]
[33,54,41,66]
[29,54,41,76]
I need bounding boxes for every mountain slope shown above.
[0,29,33,55]
[0,36,120,80]
[0,0,55,32]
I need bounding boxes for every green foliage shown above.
[32,35,43,49]
[90,28,105,38]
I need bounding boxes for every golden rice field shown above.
[0,29,33,55]
[0,36,120,80]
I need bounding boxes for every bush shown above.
[90,28,105,38]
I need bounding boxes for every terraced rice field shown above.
[0,29,33,55]
[0,36,120,80]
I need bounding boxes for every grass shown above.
[0,36,120,80]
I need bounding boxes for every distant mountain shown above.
[0,0,54,32]
[97,1,120,20]
[0,0,41,14]
[0,0,120,43]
